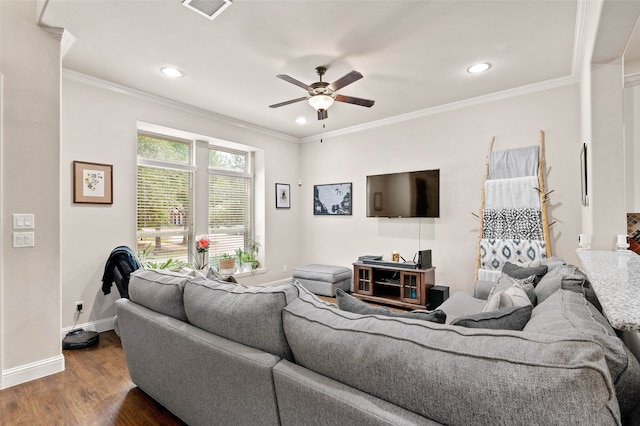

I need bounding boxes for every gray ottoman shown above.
[292,264,352,297]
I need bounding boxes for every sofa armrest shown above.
[474,280,495,300]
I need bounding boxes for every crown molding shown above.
[301,75,578,144]
[62,69,299,143]
[625,73,640,87]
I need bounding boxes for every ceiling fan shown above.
[269,66,375,120]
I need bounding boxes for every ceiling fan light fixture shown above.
[308,94,334,111]
[467,63,491,74]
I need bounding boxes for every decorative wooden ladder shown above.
[474,130,552,280]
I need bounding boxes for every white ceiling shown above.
[41,0,586,140]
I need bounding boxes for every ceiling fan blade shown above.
[317,109,328,120]
[269,96,309,108]
[334,94,375,108]
[276,74,312,91]
[329,70,363,91]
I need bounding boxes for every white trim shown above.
[625,73,640,88]
[61,317,116,340]
[301,75,578,143]
[2,355,65,389]
[256,277,292,287]
[571,0,593,79]
[62,69,299,143]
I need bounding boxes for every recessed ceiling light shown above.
[467,63,491,74]
[295,117,308,125]
[161,67,183,78]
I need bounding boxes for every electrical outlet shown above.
[283,265,288,273]
[75,301,84,313]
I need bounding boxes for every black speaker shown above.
[417,249,432,269]
[428,285,449,309]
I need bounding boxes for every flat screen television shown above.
[366,169,440,218]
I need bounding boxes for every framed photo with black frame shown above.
[276,183,290,209]
[313,182,352,215]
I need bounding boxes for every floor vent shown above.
[182,0,232,21]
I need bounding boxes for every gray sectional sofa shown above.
[115,264,640,425]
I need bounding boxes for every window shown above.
[136,134,194,266]
[208,148,252,258]
[136,132,254,270]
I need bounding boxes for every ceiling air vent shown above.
[182,0,232,21]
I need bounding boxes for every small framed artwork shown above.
[276,183,290,209]
[314,182,352,215]
[73,161,113,204]
[580,143,588,206]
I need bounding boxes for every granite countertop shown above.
[576,250,640,331]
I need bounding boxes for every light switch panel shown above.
[13,214,35,230]
[13,232,35,248]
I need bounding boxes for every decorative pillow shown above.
[502,261,548,284]
[451,305,532,330]
[487,274,537,305]
[534,265,600,310]
[484,285,532,312]
[335,289,446,324]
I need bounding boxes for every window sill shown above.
[233,267,267,279]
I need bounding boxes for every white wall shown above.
[625,84,640,212]
[1,0,63,388]
[299,84,582,294]
[60,76,301,331]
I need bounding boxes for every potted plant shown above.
[192,236,211,271]
[248,240,261,269]
[236,248,253,273]
[218,253,236,274]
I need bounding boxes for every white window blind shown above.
[209,173,251,256]
[137,165,194,263]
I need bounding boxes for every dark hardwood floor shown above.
[0,331,185,426]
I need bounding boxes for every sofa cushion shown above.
[523,289,640,422]
[335,288,446,324]
[451,305,532,330]
[534,264,600,310]
[502,261,548,284]
[128,269,189,322]
[438,291,487,324]
[183,279,298,361]
[283,283,620,425]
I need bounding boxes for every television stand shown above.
[352,262,435,310]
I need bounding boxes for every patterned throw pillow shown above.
[484,285,532,312]
[502,261,548,284]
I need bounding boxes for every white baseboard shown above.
[61,316,115,339]
[2,355,65,389]
[258,277,293,287]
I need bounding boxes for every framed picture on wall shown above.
[313,182,352,215]
[73,161,113,204]
[276,183,290,209]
